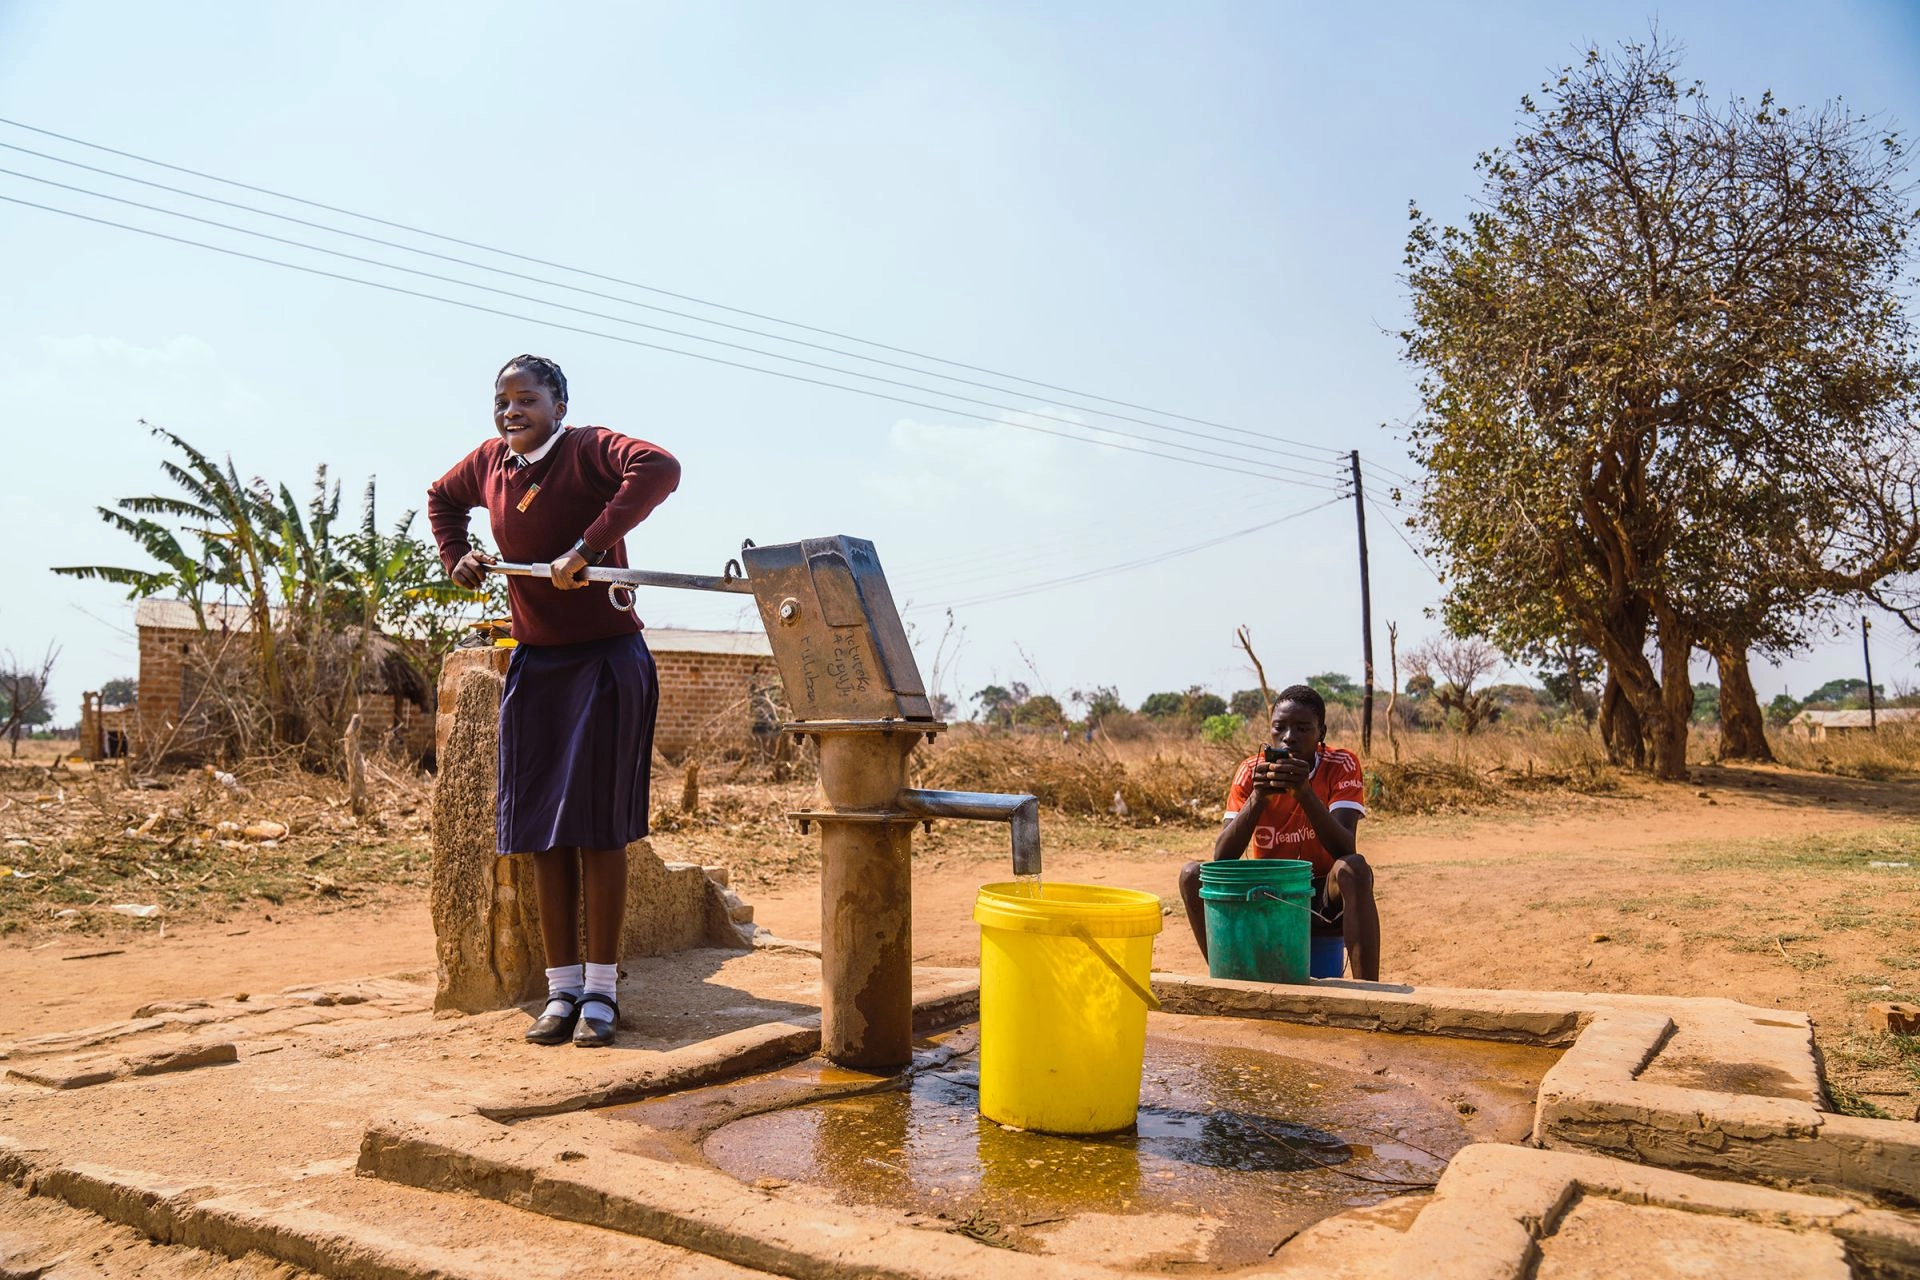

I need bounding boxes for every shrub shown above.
[1367,759,1502,813]
[918,732,1220,825]
[1200,713,1244,744]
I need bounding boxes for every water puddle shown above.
[690,1027,1458,1269]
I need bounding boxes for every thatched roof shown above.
[134,599,428,707]
[356,629,430,706]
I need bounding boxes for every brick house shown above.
[76,693,136,761]
[646,629,780,759]
[131,599,438,762]
[136,598,777,766]
[434,628,779,764]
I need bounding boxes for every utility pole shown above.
[1863,615,1878,732]
[1350,450,1375,753]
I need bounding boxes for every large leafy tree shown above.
[972,683,1025,728]
[1404,36,1920,779]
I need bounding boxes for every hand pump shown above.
[487,536,1040,1069]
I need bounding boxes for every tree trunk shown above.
[1710,644,1774,762]
[1646,613,1696,782]
[1599,673,1645,768]
[1596,616,1689,778]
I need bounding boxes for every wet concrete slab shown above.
[587,1015,1560,1271]
[4,955,1917,1279]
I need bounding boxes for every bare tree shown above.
[1235,625,1274,725]
[1385,622,1401,763]
[0,646,59,757]
[1406,635,1504,734]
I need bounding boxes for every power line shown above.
[897,486,1309,588]
[1364,495,1441,581]
[911,496,1346,610]
[907,503,1326,596]
[0,116,1349,460]
[0,138,1343,473]
[1372,466,1422,491]
[0,190,1340,487]
[1357,454,1421,488]
[0,164,1347,487]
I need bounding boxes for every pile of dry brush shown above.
[0,748,430,936]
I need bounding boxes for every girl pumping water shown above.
[427,354,681,1047]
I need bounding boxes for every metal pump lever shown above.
[483,560,754,612]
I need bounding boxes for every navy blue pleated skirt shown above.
[496,632,658,855]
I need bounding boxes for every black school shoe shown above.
[574,995,618,1048]
[525,992,580,1045]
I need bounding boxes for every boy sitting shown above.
[1177,685,1380,980]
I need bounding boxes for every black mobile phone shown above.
[1262,745,1286,764]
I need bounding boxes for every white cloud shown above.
[860,406,1122,512]
[9,333,266,425]
[39,333,218,371]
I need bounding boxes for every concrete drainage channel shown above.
[5,960,1920,1278]
[349,973,1920,1279]
[363,1013,1558,1273]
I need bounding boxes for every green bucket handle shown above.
[1246,886,1311,910]
[1067,922,1162,1012]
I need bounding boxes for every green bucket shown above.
[1198,858,1313,984]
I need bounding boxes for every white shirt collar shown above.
[510,425,569,469]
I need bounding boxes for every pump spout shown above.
[896,788,1041,877]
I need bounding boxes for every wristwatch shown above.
[571,539,609,566]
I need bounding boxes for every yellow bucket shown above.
[972,882,1164,1135]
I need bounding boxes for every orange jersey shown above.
[1223,748,1366,877]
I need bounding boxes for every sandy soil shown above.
[747,762,1920,1113]
[0,897,432,1040]
[6,758,1918,1116]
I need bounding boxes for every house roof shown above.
[643,628,772,657]
[137,599,771,658]
[135,599,265,632]
[1791,707,1920,728]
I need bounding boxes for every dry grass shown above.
[917,730,1227,826]
[1369,725,1619,812]
[912,722,1624,821]
[0,740,431,937]
[1770,725,1920,781]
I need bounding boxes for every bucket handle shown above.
[1067,922,1162,1012]
[1245,885,1338,930]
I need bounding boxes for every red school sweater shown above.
[426,426,681,646]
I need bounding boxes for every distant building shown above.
[1789,707,1920,741]
[76,692,135,761]
[435,628,779,764]
[128,598,779,767]
[645,629,780,759]
[129,598,437,762]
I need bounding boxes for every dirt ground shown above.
[4,747,1918,1119]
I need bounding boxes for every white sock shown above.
[581,962,619,1021]
[542,964,583,1020]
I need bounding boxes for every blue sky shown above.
[2,2,1917,724]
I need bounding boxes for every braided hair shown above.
[496,354,569,407]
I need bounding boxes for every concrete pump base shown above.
[2,953,1917,1278]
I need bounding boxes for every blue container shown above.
[1310,935,1346,979]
